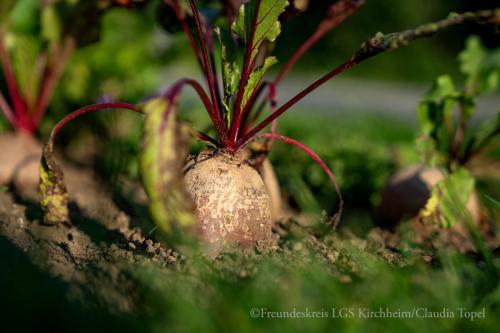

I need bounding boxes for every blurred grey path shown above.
[164,66,499,121]
[277,75,500,121]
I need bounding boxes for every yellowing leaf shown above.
[421,194,439,218]
[139,98,195,233]
[420,168,475,228]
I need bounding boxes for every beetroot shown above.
[0,132,41,190]
[184,151,272,252]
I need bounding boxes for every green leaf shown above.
[232,0,288,62]
[139,98,195,233]
[459,36,500,94]
[459,36,485,91]
[242,56,277,109]
[424,75,460,101]
[63,60,90,101]
[39,142,70,225]
[41,4,61,44]
[8,33,41,108]
[8,0,39,33]
[478,48,500,93]
[416,75,461,165]
[215,27,240,125]
[421,168,475,228]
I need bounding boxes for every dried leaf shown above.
[39,142,69,225]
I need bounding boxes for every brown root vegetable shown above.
[377,164,481,227]
[0,132,42,190]
[183,150,273,253]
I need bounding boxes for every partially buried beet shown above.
[184,150,272,250]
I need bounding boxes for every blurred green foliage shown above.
[268,112,417,216]
[276,0,499,82]
[417,37,499,168]
[416,36,499,227]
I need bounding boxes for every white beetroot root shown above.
[256,158,283,222]
[241,147,284,222]
[0,132,42,190]
[183,150,273,253]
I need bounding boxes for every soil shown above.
[0,132,42,190]
[0,163,179,313]
[1,157,497,326]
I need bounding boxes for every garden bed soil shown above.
[1,160,498,319]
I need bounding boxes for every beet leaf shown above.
[231,0,288,63]
[215,26,240,125]
[420,168,475,228]
[139,98,196,233]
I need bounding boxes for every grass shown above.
[269,110,418,213]
[133,225,500,333]
[4,106,498,333]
